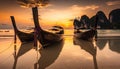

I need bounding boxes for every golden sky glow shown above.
[0,0,120,29]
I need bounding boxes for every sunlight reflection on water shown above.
[0,29,120,69]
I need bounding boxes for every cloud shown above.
[106,1,120,6]
[85,5,99,10]
[40,4,99,22]
[37,4,99,28]
[70,5,99,11]
[17,0,51,8]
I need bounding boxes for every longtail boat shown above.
[74,14,98,41]
[10,16,34,42]
[32,7,64,47]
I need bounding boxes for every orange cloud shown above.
[106,1,120,6]
[70,5,99,11]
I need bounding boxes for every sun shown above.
[63,22,72,28]
[58,21,73,29]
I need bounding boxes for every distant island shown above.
[0,24,32,29]
[73,9,120,29]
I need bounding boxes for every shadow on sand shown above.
[35,40,64,69]
[73,37,98,69]
[13,42,34,69]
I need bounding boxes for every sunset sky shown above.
[0,0,120,29]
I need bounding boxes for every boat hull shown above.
[74,29,97,41]
[17,31,34,42]
[37,29,64,47]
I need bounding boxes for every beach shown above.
[0,29,120,69]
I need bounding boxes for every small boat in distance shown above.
[32,7,64,47]
[4,30,9,32]
[10,16,34,42]
[0,30,3,32]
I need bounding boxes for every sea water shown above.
[0,29,120,69]
[0,29,120,37]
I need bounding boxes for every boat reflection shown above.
[73,37,98,69]
[34,40,64,69]
[13,42,34,69]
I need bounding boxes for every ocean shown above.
[0,29,120,69]
[0,29,120,37]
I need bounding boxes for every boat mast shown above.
[32,7,42,31]
[10,16,18,33]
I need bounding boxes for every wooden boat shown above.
[10,16,34,42]
[4,30,9,32]
[32,7,64,47]
[74,14,98,41]
[74,29,97,41]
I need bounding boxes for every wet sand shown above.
[0,35,120,69]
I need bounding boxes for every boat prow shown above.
[10,16,34,43]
